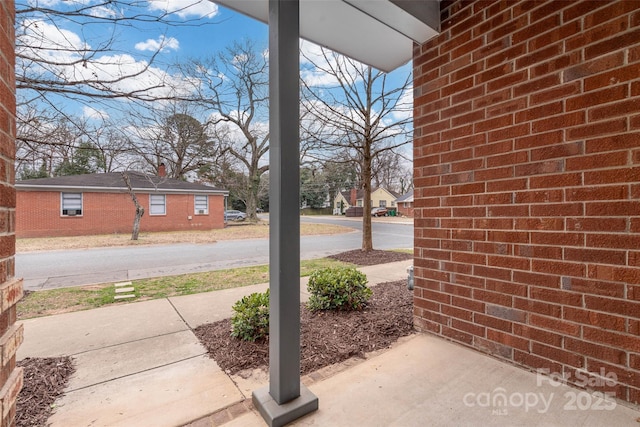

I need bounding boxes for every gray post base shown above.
[252,384,319,427]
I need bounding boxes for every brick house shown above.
[16,172,228,238]
[413,0,640,406]
[394,189,414,217]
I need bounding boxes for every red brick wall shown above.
[398,202,414,218]
[16,191,225,238]
[0,2,23,425]
[413,0,640,405]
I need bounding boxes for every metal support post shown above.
[252,1,319,425]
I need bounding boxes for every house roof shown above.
[382,188,402,199]
[339,189,364,202]
[16,172,228,195]
[395,189,414,203]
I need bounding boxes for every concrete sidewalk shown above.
[18,260,640,426]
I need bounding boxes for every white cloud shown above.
[86,5,119,19]
[300,41,340,87]
[82,106,109,120]
[26,0,60,7]
[70,53,195,99]
[135,35,180,52]
[232,53,249,66]
[299,40,369,88]
[16,19,196,102]
[147,0,219,19]
[207,111,269,147]
[391,85,413,122]
[301,67,339,87]
[17,18,88,64]
[26,0,119,18]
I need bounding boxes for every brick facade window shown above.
[195,195,208,214]
[61,192,82,216]
[149,194,166,215]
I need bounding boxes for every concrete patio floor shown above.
[187,332,640,427]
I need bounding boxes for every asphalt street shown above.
[17,216,413,290]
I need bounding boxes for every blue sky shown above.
[17,1,270,118]
[17,0,413,157]
[15,0,413,179]
[178,5,268,56]
[146,2,269,63]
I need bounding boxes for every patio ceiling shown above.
[213,0,440,72]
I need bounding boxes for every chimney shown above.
[350,188,357,205]
[158,162,166,177]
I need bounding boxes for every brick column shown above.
[0,2,23,425]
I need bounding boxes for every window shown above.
[61,192,82,216]
[379,200,387,207]
[149,194,166,215]
[194,195,208,214]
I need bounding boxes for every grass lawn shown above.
[18,257,353,320]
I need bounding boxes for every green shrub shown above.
[307,267,371,311]
[231,289,269,342]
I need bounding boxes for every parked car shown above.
[224,210,247,221]
[371,207,388,217]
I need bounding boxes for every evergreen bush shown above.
[231,289,269,341]
[307,267,371,311]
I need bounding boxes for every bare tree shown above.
[198,150,263,210]
[321,160,358,204]
[121,172,144,240]
[15,0,217,146]
[372,149,411,193]
[121,171,171,240]
[16,115,87,178]
[92,127,134,172]
[16,113,133,178]
[301,48,412,251]
[179,40,269,221]
[128,103,216,180]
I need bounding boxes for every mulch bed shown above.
[16,357,75,427]
[328,249,412,266]
[194,279,413,376]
